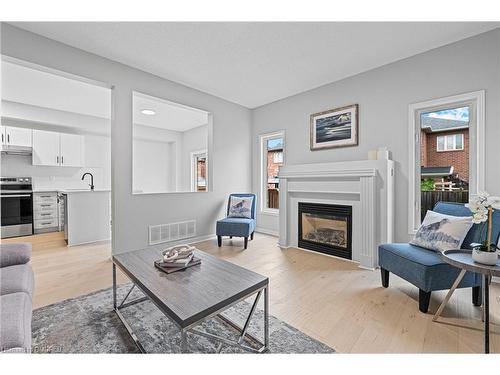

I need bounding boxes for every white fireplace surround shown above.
[278,160,395,269]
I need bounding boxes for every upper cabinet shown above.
[1,126,32,147]
[59,133,84,167]
[32,129,84,167]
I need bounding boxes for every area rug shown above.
[32,284,334,353]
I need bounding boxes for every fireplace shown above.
[298,202,352,260]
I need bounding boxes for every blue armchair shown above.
[216,193,257,249]
[379,202,500,313]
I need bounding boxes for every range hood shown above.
[0,145,33,156]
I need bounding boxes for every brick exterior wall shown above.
[420,129,469,182]
[267,150,282,182]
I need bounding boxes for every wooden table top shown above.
[113,247,268,328]
[442,249,500,277]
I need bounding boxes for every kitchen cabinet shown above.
[1,126,32,147]
[32,129,84,167]
[59,133,84,167]
[32,130,60,166]
[33,192,59,233]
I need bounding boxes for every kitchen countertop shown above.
[33,189,111,193]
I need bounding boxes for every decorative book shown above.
[154,257,201,274]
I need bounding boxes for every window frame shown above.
[259,130,285,216]
[408,91,485,236]
[436,133,465,152]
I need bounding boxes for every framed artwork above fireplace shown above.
[310,104,358,150]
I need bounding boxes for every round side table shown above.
[433,249,500,353]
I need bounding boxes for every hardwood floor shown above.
[3,231,499,353]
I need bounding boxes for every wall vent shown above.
[149,220,196,245]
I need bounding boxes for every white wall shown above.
[1,23,253,254]
[132,139,170,194]
[252,29,500,241]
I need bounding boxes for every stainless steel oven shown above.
[1,177,33,238]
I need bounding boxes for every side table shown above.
[433,249,500,353]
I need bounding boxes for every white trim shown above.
[255,227,279,237]
[259,130,285,214]
[408,90,485,235]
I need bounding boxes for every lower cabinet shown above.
[33,192,60,233]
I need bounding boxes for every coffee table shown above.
[433,249,500,353]
[112,247,269,353]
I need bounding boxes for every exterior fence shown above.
[268,188,279,209]
[421,190,469,220]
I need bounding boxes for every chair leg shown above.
[472,285,482,306]
[419,289,432,313]
[217,236,222,247]
[381,268,389,288]
[229,236,233,239]
[250,232,254,240]
[244,237,248,249]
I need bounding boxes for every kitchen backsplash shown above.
[1,154,110,191]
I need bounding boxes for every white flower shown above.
[487,196,500,209]
[467,191,500,212]
[472,210,488,224]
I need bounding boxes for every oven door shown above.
[1,193,33,237]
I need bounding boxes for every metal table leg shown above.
[484,274,490,354]
[112,263,117,309]
[180,329,188,353]
[264,285,269,351]
[433,269,466,321]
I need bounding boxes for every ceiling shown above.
[9,22,500,108]
[2,60,111,118]
[133,92,208,132]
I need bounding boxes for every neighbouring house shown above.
[420,116,469,188]
[266,144,283,208]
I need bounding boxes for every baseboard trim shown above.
[255,227,279,237]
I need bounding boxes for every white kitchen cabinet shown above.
[1,126,32,147]
[32,129,60,166]
[0,126,5,145]
[32,129,84,167]
[59,133,84,167]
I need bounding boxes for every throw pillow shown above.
[410,210,473,252]
[228,196,253,219]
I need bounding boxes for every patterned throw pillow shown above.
[228,196,253,219]
[410,210,473,252]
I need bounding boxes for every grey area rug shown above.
[32,284,334,353]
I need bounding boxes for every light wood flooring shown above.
[3,231,500,353]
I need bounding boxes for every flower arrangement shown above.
[466,191,500,252]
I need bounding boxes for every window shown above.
[191,150,207,192]
[436,134,464,151]
[409,91,485,235]
[260,131,285,213]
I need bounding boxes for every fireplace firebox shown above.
[298,202,352,259]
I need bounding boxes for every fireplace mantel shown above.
[278,160,395,269]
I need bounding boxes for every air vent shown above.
[149,220,196,245]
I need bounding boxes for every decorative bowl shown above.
[472,248,498,266]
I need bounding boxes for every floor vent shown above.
[149,220,196,245]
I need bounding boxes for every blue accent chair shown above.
[379,202,500,313]
[216,193,257,249]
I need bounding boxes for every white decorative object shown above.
[278,159,395,269]
[472,248,498,266]
[410,210,473,252]
[377,147,389,160]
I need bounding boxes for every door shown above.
[5,127,32,147]
[32,129,60,166]
[60,133,84,167]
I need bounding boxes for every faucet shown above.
[81,172,95,191]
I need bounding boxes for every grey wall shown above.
[1,24,252,254]
[252,29,500,241]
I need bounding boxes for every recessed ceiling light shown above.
[141,109,156,115]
